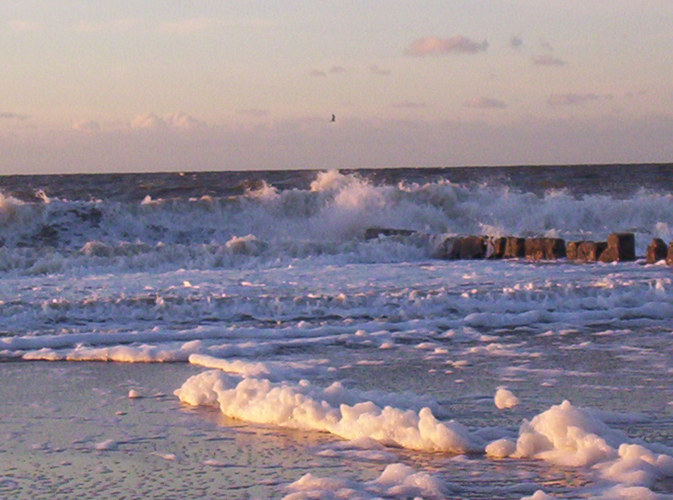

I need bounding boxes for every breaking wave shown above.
[1,170,673,274]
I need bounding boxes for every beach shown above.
[2,361,347,499]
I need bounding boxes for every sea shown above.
[2,164,673,499]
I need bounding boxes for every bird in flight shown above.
[331,114,336,122]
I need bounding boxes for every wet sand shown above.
[0,361,348,499]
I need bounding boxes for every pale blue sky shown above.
[1,1,672,173]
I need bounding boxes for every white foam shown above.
[225,234,267,255]
[175,366,673,497]
[94,439,118,451]
[515,400,626,466]
[520,491,555,500]
[513,400,673,491]
[175,370,481,454]
[494,386,521,409]
[485,438,517,458]
[283,463,453,500]
[188,354,271,377]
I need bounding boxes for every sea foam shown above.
[174,370,481,454]
[175,359,673,497]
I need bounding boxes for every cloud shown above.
[404,36,488,56]
[532,54,566,66]
[4,114,673,174]
[369,64,391,76]
[131,112,166,130]
[165,112,204,130]
[131,112,205,131]
[464,97,507,109]
[625,90,647,99]
[509,36,523,49]
[547,93,601,106]
[73,120,101,133]
[0,112,29,121]
[310,66,349,77]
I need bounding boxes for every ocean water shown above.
[2,164,673,498]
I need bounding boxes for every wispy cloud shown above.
[404,36,488,56]
[165,112,205,130]
[309,65,350,77]
[509,35,523,50]
[625,90,647,99]
[547,93,601,106]
[131,112,205,131]
[6,114,673,174]
[464,97,507,109]
[369,64,391,76]
[0,112,29,120]
[73,120,101,133]
[532,54,566,66]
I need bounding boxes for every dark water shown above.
[2,163,672,202]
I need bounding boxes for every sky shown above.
[1,1,673,174]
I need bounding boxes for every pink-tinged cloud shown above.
[131,112,205,131]
[532,54,566,66]
[404,36,488,56]
[330,65,347,74]
[547,93,601,106]
[165,112,205,130]
[131,113,166,130]
[369,64,391,76]
[4,115,673,174]
[309,69,327,77]
[464,97,507,109]
[73,120,101,133]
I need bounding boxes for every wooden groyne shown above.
[646,238,673,265]
[365,227,648,263]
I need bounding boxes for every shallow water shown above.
[3,328,673,500]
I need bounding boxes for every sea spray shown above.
[2,170,673,275]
